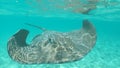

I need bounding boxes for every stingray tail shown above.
[25,23,47,31]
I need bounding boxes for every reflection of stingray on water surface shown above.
[7,19,97,64]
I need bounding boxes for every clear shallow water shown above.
[0,0,120,68]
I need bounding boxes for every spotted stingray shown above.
[7,19,97,64]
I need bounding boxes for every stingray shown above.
[7,19,97,64]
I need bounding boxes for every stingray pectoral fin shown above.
[9,29,29,47]
[82,19,96,36]
[7,29,35,64]
[65,19,97,62]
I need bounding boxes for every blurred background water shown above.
[0,0,120,68]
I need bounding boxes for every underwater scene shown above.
[0,0,120,68]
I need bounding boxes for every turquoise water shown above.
[0,0,120,68]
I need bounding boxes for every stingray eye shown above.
[48,38,57,44]
[48,38,52,42]
[48,38,54,44]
